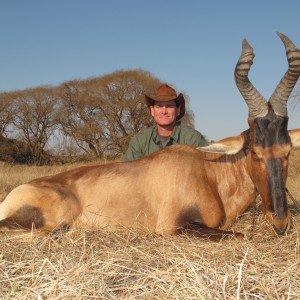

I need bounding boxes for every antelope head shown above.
[235,32,300,234]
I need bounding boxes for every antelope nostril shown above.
[273,224,288,235]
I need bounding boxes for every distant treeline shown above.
[0,69,195,165]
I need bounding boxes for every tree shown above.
[9,86,59,165]
[58,69,161,159]
[57,79,111,159]
[0,92,34,163]
[0,92,13,137]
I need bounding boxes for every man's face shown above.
[150,100,180,126]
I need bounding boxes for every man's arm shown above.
[123,137,143,161]
[182,127,208,147]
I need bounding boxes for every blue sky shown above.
[1,1,300,141]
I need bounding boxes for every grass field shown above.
[0,149,300,299]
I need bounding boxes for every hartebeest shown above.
[1,32,300,238]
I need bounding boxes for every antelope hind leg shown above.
[177,222,244,242]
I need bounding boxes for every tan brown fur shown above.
[1,127,300,238]
[0,143,256,236]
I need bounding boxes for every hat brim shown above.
[144,93,186,120]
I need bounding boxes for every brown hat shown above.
[144,83,185,120]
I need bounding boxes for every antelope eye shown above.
[282,145,292,158]
[284,150,290,159]
[251,150,260,160]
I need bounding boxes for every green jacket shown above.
[123,122,208,161]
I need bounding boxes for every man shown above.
[123,83,207,161]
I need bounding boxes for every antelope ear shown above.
[197,135,245,154]
[289,129,300,147]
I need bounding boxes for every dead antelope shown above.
[1,32,300,239]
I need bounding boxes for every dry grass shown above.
[0,149,300,299]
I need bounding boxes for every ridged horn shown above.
[234,39,268,118]
[269,32,300,117]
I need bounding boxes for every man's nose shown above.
[161,106,168,113]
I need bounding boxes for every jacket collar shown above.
[153,122,181,144]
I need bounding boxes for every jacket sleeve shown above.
[183,128,208,147]
[193,132,208,146]
[123,136,143,161]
